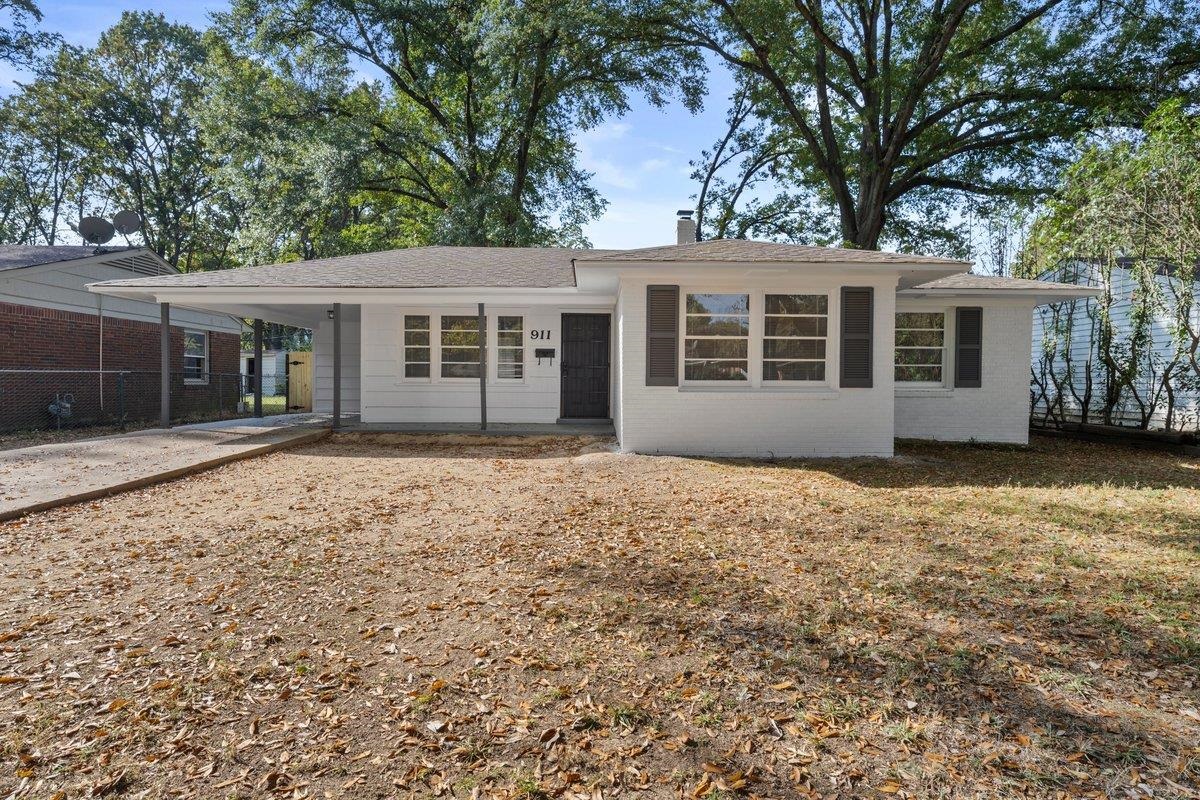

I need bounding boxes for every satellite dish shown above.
[79,216,115,245]
[113,209,141,236]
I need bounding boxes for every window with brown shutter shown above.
[645,285,679,386]
[954,307,983,388]
[839,287,873,388]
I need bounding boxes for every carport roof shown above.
[96,246,615,290]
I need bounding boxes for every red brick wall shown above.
[0,301,241,430]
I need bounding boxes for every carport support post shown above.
[478,302,487,431]
[159,302,170,428]
[332,303,342,429]
[253,318,264,417]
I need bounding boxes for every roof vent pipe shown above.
[676,209,697,245]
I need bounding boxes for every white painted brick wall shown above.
[612,291,624,441]
[894,302,1034,444]
[614,278,897,458]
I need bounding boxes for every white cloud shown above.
[584,199,680,249]
[639,158,669,172]
[585,157,640,190]
[578,121,631,143]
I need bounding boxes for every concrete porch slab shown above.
[341,421,616,437]
[0,415,330,522]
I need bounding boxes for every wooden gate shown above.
[287,351,313,412]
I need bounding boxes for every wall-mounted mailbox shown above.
[535,348,555,365]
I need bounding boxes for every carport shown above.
[89,281,357,430]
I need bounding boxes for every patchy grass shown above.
[0,433,1198,799]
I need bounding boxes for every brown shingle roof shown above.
[905,274,1092,292]
[0,245,138,272]
[577,239,969,266]
[97,246,619,289]
[93,240,969,291]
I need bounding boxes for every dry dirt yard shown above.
[2,434,1198,800]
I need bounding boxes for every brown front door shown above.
[560,314,610,419]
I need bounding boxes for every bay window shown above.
[894,312,945,383]
[684,293,750,381]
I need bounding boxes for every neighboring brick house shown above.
[0,246,241,431]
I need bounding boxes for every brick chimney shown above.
[676,209,697,245]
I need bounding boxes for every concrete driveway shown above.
[0,414,329,521]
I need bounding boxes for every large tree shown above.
[220,0,701,247]
[0,0,56,66]
[2,13,240,267]
[0,80,93,245]
[199,35,418,264]
[657,0,1200,252]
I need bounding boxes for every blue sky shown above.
[12,1,739,250]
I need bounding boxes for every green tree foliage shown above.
[219,0,702,248]
[67,13,233,269]
[198,35,386,264]
[1025,100,1200,430]
[0,0,56,66]
[661,0,1200,252]
[0,75,91,244]
[0,13,239,269]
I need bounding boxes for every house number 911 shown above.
[530,329,552,340]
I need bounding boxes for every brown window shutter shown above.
[645,285,679,386]
[955,307,983,388]
[839,287,873,388]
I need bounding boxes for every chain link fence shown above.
[0,369,293,435]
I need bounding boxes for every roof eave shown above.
[899,286,1104,302]
[573,257,968,270]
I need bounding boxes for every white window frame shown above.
[402,314,432,381]
[680,291,752,384]
[894,310,948,386]
[437,313,486,381]
[494,315,525,381]
[678,288,834,389]
[183,329,208,385]
[397,310,530,385]
[762,293,829,383]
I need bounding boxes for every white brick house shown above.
[90,216,1098,457]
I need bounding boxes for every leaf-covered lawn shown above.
[1,434,1198,799]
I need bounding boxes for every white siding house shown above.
[1032,261,1200,430]
[90,218,1098,456]
[0,246,239,335]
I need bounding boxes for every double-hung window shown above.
[403,315,431,378]
[183,330,208,384]
[440,315,484,378]
[404,313,526,381]
[763,294,827,381]
[894,312,945,383]
[497,316,524,379]
[684,293,750,381]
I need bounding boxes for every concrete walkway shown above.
[0,414,329,522]
[341,421,616,437]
